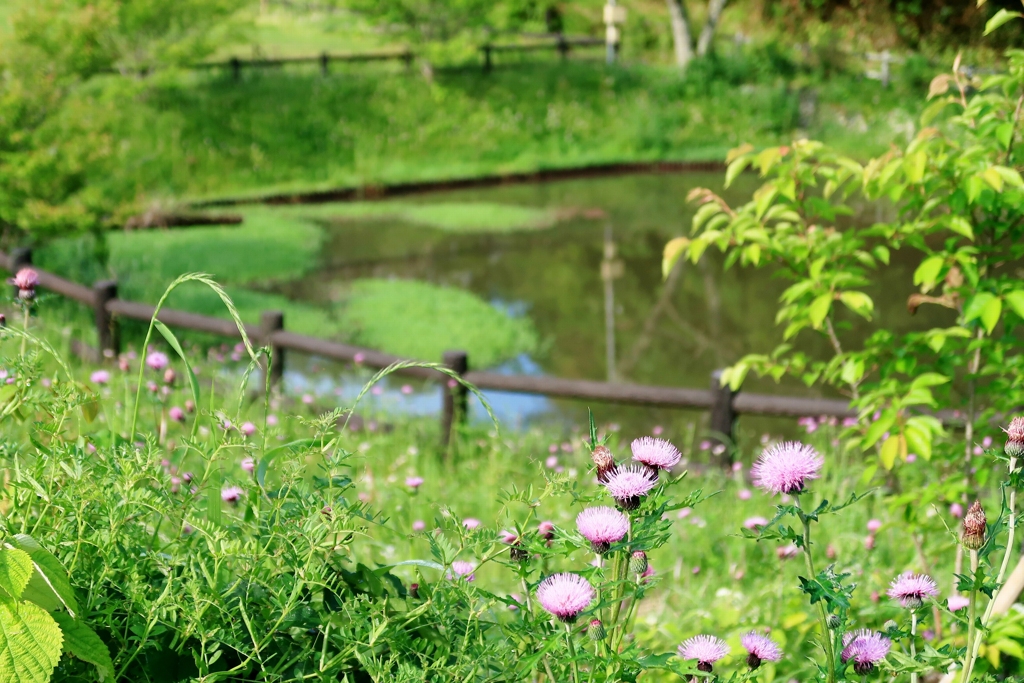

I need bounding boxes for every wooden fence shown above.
[0,248,860,460]
[104,36,608,80]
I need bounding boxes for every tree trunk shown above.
[696,0,728,56]
[665,0,695,69]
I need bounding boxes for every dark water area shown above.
[276,172,954,444]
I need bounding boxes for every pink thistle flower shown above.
[652,425,664,436]
[947,595,970,611]
[536,573,594,623]
[90,370,110,385]
[887,572,938,609]
[371,385,383,396]
[240,457,255,473]
[630,436,681,472]
[699,440,711,451]
[353,352,365,364]
[602,465,658,510]
[867,519,882,533]
[738,488,752,500]
[950,502,964,518]
[500,530,519,544]
[864,535,875,551]
[640,565,655,582]
[743,516,769,530]
[301,394,314,405]
[751,441,823,495]
[841,630,891,675]
[240,421,256,437]
[449,561,475,582]
[575,506,629,553]
[266,413,278,426]
[463,518,482,530]
[678,635,729,672]
[221,485,244,504]
[406,476,424,490]
[545,455,559,468]
[10,267,39,293]
[777,544,799,560]
[508,593,522,611]
[169,406,185,422]
[741,632,782,669]
[538,520,555,541]
[400,384,413,395]
[412,520,426,532]
[146,352,168,372]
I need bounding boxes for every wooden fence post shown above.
[402,50,414,70]
[230,57,241,81]
[557,34,569,60]
[93,280,120,358]
[260,310,285,387]
[709,368,736,467]
[10,247,31,299]
[441,350,469,450]
[320,51,330,76]
[482,45,493,73]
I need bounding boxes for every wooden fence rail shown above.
[1,248,861,455]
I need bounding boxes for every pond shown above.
[261,171,951,439]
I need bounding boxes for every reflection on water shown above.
[273,172,950,435]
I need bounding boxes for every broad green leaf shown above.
[725,156,752,187]
[839,291,874,319]
[982,297,1003,334]
[808,293,833,329]
[0,550,32,602]
[904,422,932,462]
[840,359,864,386]
[904,150,927,183]
[51,612,115,683]
[9,535,79,617]
[1005,290,1024,320]
[913,256,944,292]
[662,237,689,279]
[864,412,896,449]
[995,165,1024,187]
[964,292,997,325]
[154,320,202,440]
[910,372,950,389]
[0,599,63,683]
[947,216,975,240]
[982,167,1004,192]
[985,8,1023,34]
[879,434,906,471]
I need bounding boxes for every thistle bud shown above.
[883,620,899,635]
[961,500,987,550]
[409,582,420,599]
[629,550,648,575]
[591,445,617,483]
[587,619,606,642]
[1005,417,1024,459]
[163,368,176,385]
[826,614,841,630]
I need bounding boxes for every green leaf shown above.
[9,535,79,617]
[839,291,874,320]
[910,372,950,389]
[154,320,202,440]
[947,216,975,240]
[982,297,1003,334]
[662,237,689,279]
[808,293,833,329]
[879,435,906,471]
[964,292,996,325]
[1005,290,1024,320]
[913,256,944,292]
[725,156,752,188]
[51,612,115,683]
[904,150,927,183]
[904,422,933,462]
[985,8,1023,34]
[864,412,896,449]
[0,599,63,683]
[0,550,32,602]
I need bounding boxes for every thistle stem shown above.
[20,307,29,356]
[565,622,581,683]
[960,550,980,683]
[796,498,836,683]
[910,611,918,683]
[966,456,1018,671]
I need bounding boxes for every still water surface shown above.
[276,172,949,437]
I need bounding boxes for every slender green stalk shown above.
[960,550,980,683]
[20,306,28,356]
[796,497,836,683]
[910,611,918,683]
[565,622,581,683]
[964,457,1018,676]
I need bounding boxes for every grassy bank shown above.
[68,54,928,206]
